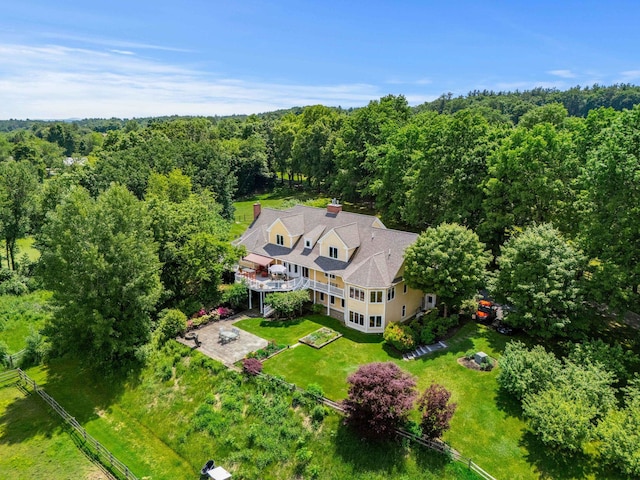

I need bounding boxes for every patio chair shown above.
[200,459,215,475]
[231,327,240,338]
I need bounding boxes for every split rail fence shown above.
[257,372,497,480]
[1,369,138,480]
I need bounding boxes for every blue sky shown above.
[1,0,639,119]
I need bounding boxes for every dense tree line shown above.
[1,84,640,366]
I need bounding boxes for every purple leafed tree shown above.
[342,362,417,439]
[242,357,263,376]
[417,383,457,439]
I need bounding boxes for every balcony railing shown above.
[307,279,345,298]
[235,273,309,293]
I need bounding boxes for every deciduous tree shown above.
[38,185,162,368]
[404,223,490,317]
[342,362,417,439]
[490,224,586,338]
[417,383,457,439]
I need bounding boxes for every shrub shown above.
[0,275,29,296]
[0,341,8,367]
[310,303,324,314]
[383,322,415,352]
[265,289,309,319]
[154,309,187,345]
[306,383,324,399]
[417,383,457,439]
[310,404,327,424]
[342,362,417,439]
[497,341,562,400]
[242,357,263,376]
[221,281,248,310]
[21,330,48,367]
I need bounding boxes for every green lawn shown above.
[0,378,107,479]
[15,237,40,263]
[239,315,623,480]
[1,345,479,480]
[0,291,52,353]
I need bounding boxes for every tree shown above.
[404,223,491,317]
[147,190,239,312]
[417,383,457,439]
[153,309,187,346]
[490,224,586,338]
[597,381,640,476]
[580,105,640,310]
[342,362,417,439]
[497,341,562,401]
[37,185,162,368]
[0,160,39,270]
[523,384,596,453]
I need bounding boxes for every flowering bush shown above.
[383,322,416,352]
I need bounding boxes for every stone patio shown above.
[176,313,268,366]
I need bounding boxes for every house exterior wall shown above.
[267,219,296,248]
[317,230,347,262]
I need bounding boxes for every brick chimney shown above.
[327,198,342,215]
[253,202,261,220]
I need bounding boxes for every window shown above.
[294,264,298,273]
[403,284,408,294]
[276,234,284,246]
[324,273,336,279]
[305,239,311,249]
[329,246,339,259]
[369,315,382,328]
[341,299,345,308]
[428,296,433,304]
[349,287,365,301]
[402,305,406,317]
[370,290,383,303]
[387,287,396,301]
[302,267,309,278]
[320,292,325,301]
[349,311,364,325]
[330,295,335,305]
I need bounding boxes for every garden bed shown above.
[299,327,342,349]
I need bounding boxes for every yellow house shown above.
[232,201,436,333]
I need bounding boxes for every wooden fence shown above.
[258,372,497,480]
[3,348,25,368]
[5,369,138,480]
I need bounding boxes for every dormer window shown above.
[305,239,312,249]
[276,234,284,246]
[329,246,339,259]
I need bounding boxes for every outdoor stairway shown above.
[403,340,448,360]
[263,305,275,318]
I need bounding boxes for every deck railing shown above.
[306,279,345,298]
[235,273,309,292]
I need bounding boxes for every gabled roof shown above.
[278,214,305,237]
[234,205,417,289]
[331,223,361,249]
[305,224,326,248]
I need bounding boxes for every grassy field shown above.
[15,237,40,263]
[0,376,107,479]
[0,346,479,480]
[0,291,52,353]
[238,315,625,480]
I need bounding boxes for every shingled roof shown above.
[233,205,418,288]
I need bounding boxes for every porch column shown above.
[248,289,252,309]
[259,291,263,313]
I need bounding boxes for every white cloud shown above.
[0,43,382,119]
[619,70,640,82]
[547,69,576,79]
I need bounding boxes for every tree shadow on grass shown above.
[332,423,410,475]
[519,431,597,480]
[493,387,524,420]
[258,318,304,328]
[0,355,136,446]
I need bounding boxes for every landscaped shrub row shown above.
[187,306,235,330]
[247,341,287,360]
[383,309,460,352]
